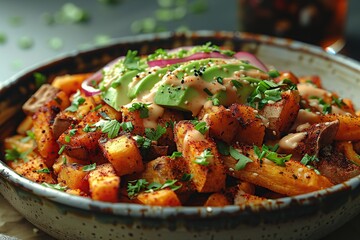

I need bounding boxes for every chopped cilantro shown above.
[0,32,7,44]
[216,140,230,156]
[127,179,149,198]
[332,96,346,108]
[212,97,220,106]
[300,154,319,166]
[34,72,46,88]
[21,130,35,143]
[83,124,97,133]
[254,144,291,166]
[268,69,280,78]
[65,90,86,112]
[193,121,209,135]
[120,121,134,132]
[133,135,152,149]
[36,168,50,174]
[82,163,96,172]
[248,80,283,109]
[5,148,30,162]
[145,125,166,141]
[229,146,253,170]
[58,145,66,155]
[124,50,142,70]
[194,148,213,166]
[128,102,151,119]
[181,173,193,181]
[170,151,182,159]
[94,119,121,139]
[42,183,67,191]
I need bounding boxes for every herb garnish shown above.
[21,130,35,143]
[5,148,30,162]
[42,183,67,191]
[248,80,283,109]
[65,90,86,112]
[181,173,193,181]
[145,125,166,141]
[170,151,182,159]
[128,102,151,119]
[192,120,209,135]
[36,168,50,174]
[82,163,96,172]
[229,146,253,170]
[94,119,121,139]
[254,144,291,166]
[194,148,213,166]
[127,179,182,198]
[133,135,152,149]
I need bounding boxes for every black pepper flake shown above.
[292,174,298,180]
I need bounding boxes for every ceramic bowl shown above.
[1,31,360,240]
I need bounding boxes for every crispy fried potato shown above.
[88,163,120,203]
[99,134,144,176]
[230,104,265,146]
[51,73,93,95]
[199,105,239,144]
[223,145,333,196]
[259,90,300,139]
[57,164,89,192]
[136,189,181,206]
[174,121,226,193]
[319,114,360,141]
[33,91,70,166]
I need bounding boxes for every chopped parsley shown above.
[127,179,182,198]
[229,146,253,170]
[300,154,319,166]
[21,130,35,143]
[215,140,230,156]
[145,125,166,141]
[124,50,143,71]
[5,148,30,162]
[248,80,283,109]
[94,119,121,139]
[36,168,50,174]
[133,135,152,149]
[34,72,46,88]
[42,183,67,191]
[82,163,96,172]
[254,144,291,166]
[127,179,149,198]
[192,120,209,135]
[181,173,193,181]
[194,148,213,166]
[332,96,346,108]
[170,151,182,159]
[309,96,332,114]
[83,124,97,133]
[128,102,151,119]
[120,121,134,132]
[65,90,86,112]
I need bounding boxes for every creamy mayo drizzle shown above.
[297,83,331,99]
[279,132,307,150]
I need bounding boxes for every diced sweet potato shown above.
[259,90,300,139]
[230,104,265,146]
[204,193,230,207]
[33,91,70,166]
[121,105,144,135]
[88,163,120,202]
[319,114,360,141]
[57,164,89,192]
[99,134,144,176]
[174,121,226,193]
[8,152,56,184]
[136,189,181,206]
[141,156,194,193]
[199,105,239,144]
[51,73,93,95]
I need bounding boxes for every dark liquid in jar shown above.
[238,0,347,48]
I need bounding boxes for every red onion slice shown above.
[81,57,123,96]
[234,52,268,72]
[147,52,231,68]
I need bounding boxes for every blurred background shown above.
[0,0,359,84]
[0,0,360,239]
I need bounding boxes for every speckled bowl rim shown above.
[1,30,360,219]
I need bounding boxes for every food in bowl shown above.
[4,42,360,207]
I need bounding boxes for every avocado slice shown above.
[154,84,199,112]
[102,70,139,111]
[128,67,169,99]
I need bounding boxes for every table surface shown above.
[0,0,359,239]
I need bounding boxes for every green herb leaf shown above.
[181,173,193,181]
[300,154,319,166]
[42,183,67,191]
[145,125,166,141]
[229,146,253,170]
[58,145,66,155]
[83,124,97,133]
[133,135,152,149]
[170,151,182,159]
[248,80,283,109]
[212,97,220,106]
[193,121,209,135]
[254,144,291,166]
[127,179,149,198]
[194,148,213,166]
[124,50,142,70]
[216,140,230,156]
[128,102,151,119]
[99,119,121,139]
[34,72,46,88]
[268,69,280,78]
[0,32,7,45]
[65,90,85,112]
[82,163,96,172]
[21,130,35,143]
[36,168,50,174]
[120,121,134,132]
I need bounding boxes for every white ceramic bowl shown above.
[1,31,360,240]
